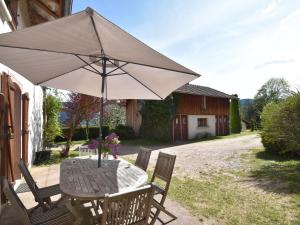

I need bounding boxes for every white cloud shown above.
[129,1,300,98]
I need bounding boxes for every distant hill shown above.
[240,99,254,106]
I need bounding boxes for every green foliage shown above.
[261,94,300,154]
[140,95,177,141]
[230,96,241,134]
[55,126,110,142]
[103,103,126,129]
[112,124,135,140]
[240,99,259,130]
[254,78,291,114]
[43,94,62,146]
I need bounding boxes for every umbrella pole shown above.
[98,95,104,168]
[98,58,107,168]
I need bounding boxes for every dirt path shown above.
[121,134,262,177]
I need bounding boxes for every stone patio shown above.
[0,163,202,225]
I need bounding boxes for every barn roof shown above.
[175,84,237,99]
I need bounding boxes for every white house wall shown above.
[0,16,43,165]
[187,115,216,139]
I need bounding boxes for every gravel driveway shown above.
[122,134,262,177]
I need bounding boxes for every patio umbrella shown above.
[0,7,200,167]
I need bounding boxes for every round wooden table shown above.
[60,157,148,200]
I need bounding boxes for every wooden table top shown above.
[60,157,148,200]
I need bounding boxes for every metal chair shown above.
[149,152,177,225]
[1,177,74,225]
[135,147,152,171]
[100,185,154,225]
[18,159,63,211]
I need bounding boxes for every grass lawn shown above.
[55,140,89,145]
[167,148,300,225]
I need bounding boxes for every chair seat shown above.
[30,206,74,225]
[38,184,61,199]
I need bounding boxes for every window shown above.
[198,118,207,127]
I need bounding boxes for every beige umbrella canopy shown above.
[0,7,199,100]
[0,7,200,166]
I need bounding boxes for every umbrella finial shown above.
[85,7,94,16]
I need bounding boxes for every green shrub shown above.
[261,94,300,155]
[230,96,242,134]
[112,125,135,140]
[44,94,62,146]
[55,126,110,142]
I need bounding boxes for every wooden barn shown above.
[126,84,236,141]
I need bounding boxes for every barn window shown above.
[198,118,207,127]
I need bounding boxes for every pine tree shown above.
[230,95,241,134]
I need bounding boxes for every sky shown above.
[72,0,300,99]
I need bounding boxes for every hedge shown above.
[55,126,110,142]
[55,125,136,142]
[261,94,300,155]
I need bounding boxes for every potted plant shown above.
[88,133,121,159]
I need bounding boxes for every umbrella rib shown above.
[37,58,102,85]
[89,15,105,55]
[107,56,200,77]
[0,44,93,58]
[106,62,129,75]
[75,55,102,75]
[108,59,163,100]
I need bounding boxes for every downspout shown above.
[0,0,16,30]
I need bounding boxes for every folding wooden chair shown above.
[149,152,177,225]
[1,177,74,225]
[135,147,152,171]
[18,159,63,211]
[100,185,154,225]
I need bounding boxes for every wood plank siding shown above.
[176,94,230,116]
[126,100,142,135]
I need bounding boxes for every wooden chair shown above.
[135,147,152,171]
[18,159,62,211]
[149,152,177,225]
[100,185,154,225]
[1,177,74,225]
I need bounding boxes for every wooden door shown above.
[181,115,188,140]
[0,73,24,181]
[173,115,188,141]
[13,83,22,179]
[22,94,29,164]
[174,115,181,141]
[0,93,5,204]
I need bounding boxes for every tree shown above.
[43,90,62,147]
[240,99,259,130]
[254,78,292,113]
[61,93,99,157]
[230,95,241,134]
[261,93,300,155]
[103,100,126,129]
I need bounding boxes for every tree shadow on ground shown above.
[255,150,300,162]
[246,150,300,195]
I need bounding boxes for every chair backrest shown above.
[151,152,176,203]
[101,185,154,225]
[135,147,151,171]
[18,159,41,203]
[1,177,32,225]
[151,152,176,183]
